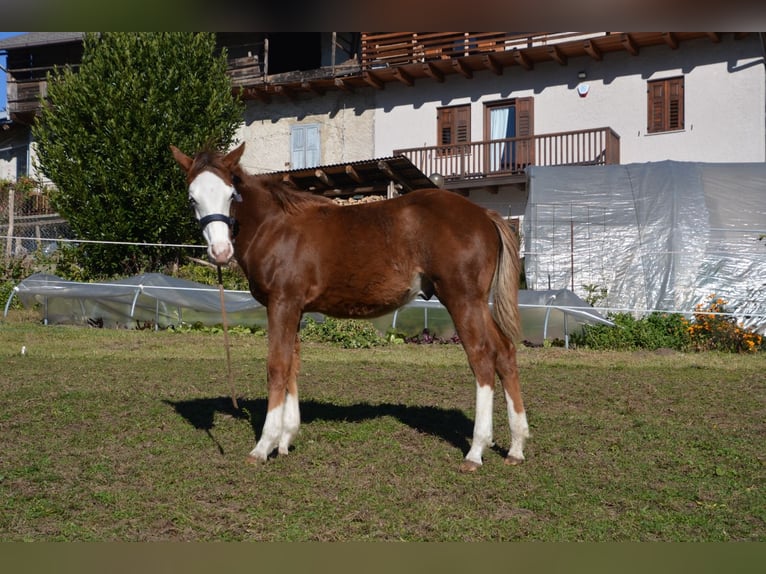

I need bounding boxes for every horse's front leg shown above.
[248,303,302,462]
[278,334,301,455]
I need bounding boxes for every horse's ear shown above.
[223,142,246,170]
[170,145,193,173]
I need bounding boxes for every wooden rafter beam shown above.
[547,45,567,66]
[620,33,639,56]
[392,67,414,86]
[451,58,473,78]
[481,53,503,75]
[662,32,679,49]
[282,174,296,186]
[334,78,355,93]
[583,40,603,61]
[512,49,533,70]
[244,86,271,103]
[314,169,334,187]
[377,160,413,192]
[301,81,325,96]
[273,85,296,99]
[363,70,385,89]
[422,62,445,82]
[345,165,364,184]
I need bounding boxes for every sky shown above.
[0,32,25,115]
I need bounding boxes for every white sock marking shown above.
[505,389,529,460]
[278,392,301,455]
[465,381,494,466]
[250,403,284,460]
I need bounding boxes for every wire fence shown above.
[1,181,210,274]
[1,179,70,258]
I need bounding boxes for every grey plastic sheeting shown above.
[6,273,610,343]
[382,289,612,345]
[6,273,267,329]
[524,161,766,334]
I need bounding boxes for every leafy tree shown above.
[33,32,244,277]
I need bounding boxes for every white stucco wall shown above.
[373,35,765,165]
[237,89,375,174]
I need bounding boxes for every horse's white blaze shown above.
[505,389,529,460]
[250,403,284,460]
[278,391,301,455]
[465,381,494,466]
[188,170,235,264]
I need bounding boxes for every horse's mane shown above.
[190,149,224,174]
[241,173,334,214]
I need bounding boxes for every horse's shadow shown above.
[163,396,477,457]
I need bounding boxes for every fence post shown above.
[5,187,14,258]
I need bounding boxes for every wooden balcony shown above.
[394,127,620,182]
[7,79,49,121]
[361,32,725,72]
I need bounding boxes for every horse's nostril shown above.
[210,243,233,265]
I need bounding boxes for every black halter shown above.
[199,212,238,234]
[195,187,242,238]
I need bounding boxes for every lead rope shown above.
[217,265,239,410]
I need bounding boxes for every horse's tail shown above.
[488,211,522,343]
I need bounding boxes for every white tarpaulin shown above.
[524,161,766,334]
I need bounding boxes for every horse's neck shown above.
[233,174,282,226]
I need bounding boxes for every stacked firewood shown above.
[332,195,387,206]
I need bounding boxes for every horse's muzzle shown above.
[209,241,234,265]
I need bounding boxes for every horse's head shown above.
[170,143,245,265]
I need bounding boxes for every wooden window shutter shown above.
[647,77,684,133]
[648,81,666,133]
[667,77,684,130]
[515,97,535,167]
[455,105,470,144]
[437,104,471,146]
[515,97,534,138]
[438,107,453,146]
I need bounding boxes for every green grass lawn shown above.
[1,315,764,541]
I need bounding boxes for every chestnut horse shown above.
[171,142,529,471]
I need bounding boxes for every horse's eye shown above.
[188,196,197,206]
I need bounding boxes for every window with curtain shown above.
[647,77,684,134]
[484,97,534,173]
[488,104,515,171]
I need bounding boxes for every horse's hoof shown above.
[459,459,481,473]
[245,454,266,465]
[504,455,524,466]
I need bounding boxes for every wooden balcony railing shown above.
[394,127,620,181]
[361,33,595,69]
[7,79,48,115]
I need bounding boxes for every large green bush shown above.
[32,32,244,278]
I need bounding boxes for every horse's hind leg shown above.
[447,302,501,472]
[496,340,529,465]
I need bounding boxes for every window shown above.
[437,105,470,153]
[483,97,534,172]
[647,77,684,133]
[290,123,320,169]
